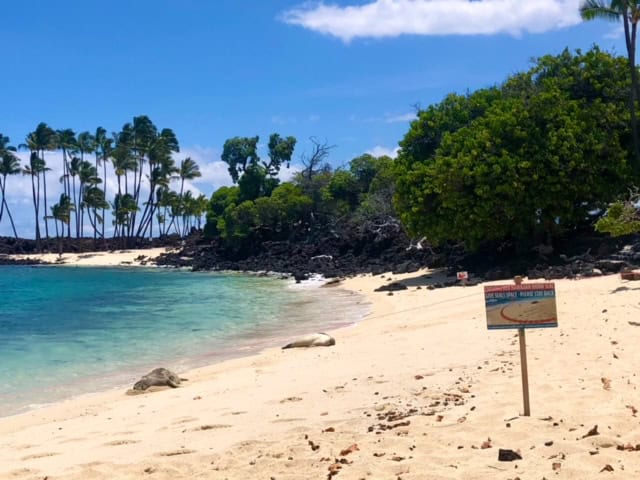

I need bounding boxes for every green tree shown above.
[221,136,259,183]
[595,196,640,235]
[580,1,640,171]
[203,186,240,238]
[353,155,396,219]
[220,200,258,241]
[395,48,632,250]
[265,133,296,176]
[325,169,360,214]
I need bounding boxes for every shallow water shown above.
[0,266,368,417]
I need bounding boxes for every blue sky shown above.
[0,1,627,236]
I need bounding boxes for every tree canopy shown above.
[394,47,634,250]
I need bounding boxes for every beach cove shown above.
[2,264,640,479]
[0,255,368,417]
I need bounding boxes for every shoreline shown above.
[2,272,640,478]
[0,266,369,419]
[5,247,177,267]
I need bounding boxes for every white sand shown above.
[8,248,174,267]
[1,271,640,479]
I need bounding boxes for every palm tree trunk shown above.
[73,177,79,237]
[78,184,84,237]
[41,156,50,241]
[0,176,5,222]
[102,159,107,240]
[62,149,71,238]
[4,198,18,238]
[31,173,41,250]
[0,176,18,238]
[624,15,640,173]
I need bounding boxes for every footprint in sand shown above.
[193,424,232,431]
[156,449,196,456]
[280,396,303,403]
[13,444,36,450]
[59,437,86,444]
[21,452,60,461]
[103,439,140,446]
[271,417,307,423]
[171,416,198,425]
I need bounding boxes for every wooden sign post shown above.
[484,282,558,416]
[518,328,530,416]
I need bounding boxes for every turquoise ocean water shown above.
[0,266,368,417]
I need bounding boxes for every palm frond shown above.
[580,0,623,21]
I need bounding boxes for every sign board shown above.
[456,271,469,281]
[484,283,558,330]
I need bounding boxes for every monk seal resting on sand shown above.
[282,333,336,349]
[133,368,187,391]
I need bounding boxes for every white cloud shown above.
[366,145,400,158]
[271,115,298,125]
[604,25,624,39]
[281,0,582,42]
[278,163,304,182]
[350,112,417,123]
[177,145,231,192]
[386,112,416,123]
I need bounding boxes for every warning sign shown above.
[484,283,558,330]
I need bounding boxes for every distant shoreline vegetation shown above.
[1,47,639,257]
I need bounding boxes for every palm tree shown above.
[22,152,47,249]
[112,193,138,241]
[127,116,157,237]
[194,193,208,230]
[50,193,74,254]
[580,1,640,171]
[83,184,109,240]
[94,127,112,239]
[68,156,82,237]
[177,157,201,198]
[0,134,21,238]
[50,194,73,237]
[77,161,100,237]
[56,128,77,237]
[22,123,57,241]
[157,188,179,236]
[76,131,96,162]
[110,138,137,235]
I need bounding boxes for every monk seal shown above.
[282,333,336,349]
[133,368,188,391]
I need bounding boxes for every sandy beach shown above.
[7,248,175,267]
[1,268,640,479]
